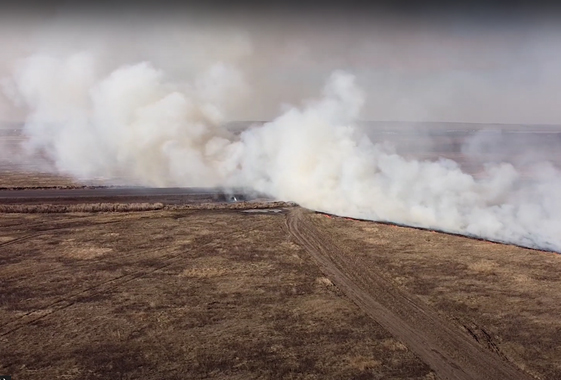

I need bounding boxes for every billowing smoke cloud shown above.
[5,53,246,185]
[5,53,561,252]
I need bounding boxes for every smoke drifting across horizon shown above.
[1,3,561,252]
[2,2,561,124]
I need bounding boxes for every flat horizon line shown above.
[2,120,561,128]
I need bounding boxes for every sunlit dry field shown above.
[311,213,561,379]
[0,208,436,379]
[1,202,560,379]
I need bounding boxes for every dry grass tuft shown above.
[181,267,228,278]
[347,355,382,371]
[0,202,165,213]
[67,246,113,260]
[0,200,295,214]
[316,276,335,287]
[169,200,296,210]
[0,185,101,191]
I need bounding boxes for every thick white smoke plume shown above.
[5,54,561,252]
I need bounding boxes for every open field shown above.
[0,202,560,379]
[0,169,79,189]
[1,124,561,379]
[307,211,561,379]
[0,208,436,379]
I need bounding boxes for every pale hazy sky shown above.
[1,2,560,124]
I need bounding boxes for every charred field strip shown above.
[0,186,255,205]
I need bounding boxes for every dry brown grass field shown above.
[0,208,437,380]
[310,213,561,379]
[0,169,78,189]
[0,202,560,379]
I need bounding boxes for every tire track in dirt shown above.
[0,247,181,337]
[0,233,38,249]
[286,208,534,380]
[1,214,150,231]
[0,218,125,249]
[0,231,228,338]
[0,220,173,282]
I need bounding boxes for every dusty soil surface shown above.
[309,211,561,380]
[0,208,436,380]
[288,208,533,380]
[1,204,560,379]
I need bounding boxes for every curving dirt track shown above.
[286,208,534,380]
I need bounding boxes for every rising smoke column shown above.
[240,71,561,251]
[6,53,245,186]
[5,54,561,251]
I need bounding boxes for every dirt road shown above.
[286,208,534,380]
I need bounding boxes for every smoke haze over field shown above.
[1,2,561,251]
[2,2,561,124]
